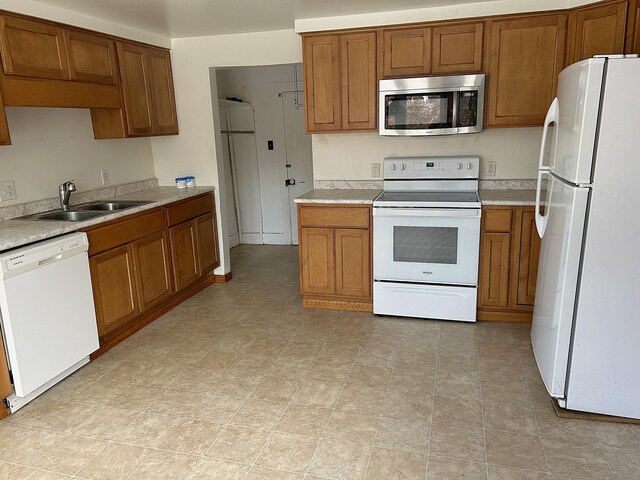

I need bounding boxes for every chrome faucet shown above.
[58,181,76,211]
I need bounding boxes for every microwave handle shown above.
[452,91,459,128]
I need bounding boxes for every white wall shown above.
[1,107,154,206]
[150,30,302,273]
[312,128,543,180]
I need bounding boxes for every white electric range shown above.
[373,156,481,322]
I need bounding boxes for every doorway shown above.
[215,64,313,246]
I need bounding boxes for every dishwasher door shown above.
[0,232,99,397]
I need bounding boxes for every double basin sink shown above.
[19,200,153,222]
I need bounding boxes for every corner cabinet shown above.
[298,204,372,311]
[302,31,377,133]
[485,13,567,127]
[478,206,541,322]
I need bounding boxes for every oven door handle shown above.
[373,208,481,218]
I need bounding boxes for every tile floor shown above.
[1,245,639,479]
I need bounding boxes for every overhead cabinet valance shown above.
[0,10,178,145]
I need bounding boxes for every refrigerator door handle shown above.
[535,170,550,238]
[538,97,559,171]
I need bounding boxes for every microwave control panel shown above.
[383,157,479,180]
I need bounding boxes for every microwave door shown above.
[382,89,456,135]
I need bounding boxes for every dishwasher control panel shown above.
[1,233,89,275]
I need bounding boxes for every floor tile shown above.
[206,425,270,463]
[430,423,486,463]
[346,366,392,389]
[541,437,610,478]
[276,404,332,436]
[189,394,244,423]
[485,430,546,471]
[29,435,107,476]
[108,384,163,411]
[382,390,432,422]
[211,371,263,398]
[375,416,430,453]
[335,386,386,415]
[76,442,152,480]
[172,367,225,393]
[308,439,371,480]
[292,380,342,409]
[483,401,538,435]
[432,395,483,429]
[487,465,550,479]
[427,455,487,479]
[187,457,250,480]
[74,407,139,440]
[365,447,426,480]
[115,413,180,447]
[324,410,379,445]
[252,376,302,402]
[129,450,199,480]
[306,362,352,384]
[230,398,288,430]
[246,466,304,480]
[159,418,223,455]
[256,432,320,473]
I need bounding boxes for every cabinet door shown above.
[132,231,173,313]
[0,334,12,400]
[0,16,68,79]
[64,29,118,84]
[117,42,154,136]
[486,14,567,127]
[634,3,640,54]
[479,232,512,308]
[515,209,541,306]
[568,1,627,64]
[299,227,335,295]
[335,229,371,298]
[381,27,431,77]
[195,212,220,275]
[303,34,341,132]
[340,32,377,131]
[90,245,138,337]
[147,47,178,135]
[432,22,484,73]
[0,88,10,146]
[169,220,200,291]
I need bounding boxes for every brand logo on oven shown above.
[422,271,433,275]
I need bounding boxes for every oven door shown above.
[373,207,481,285]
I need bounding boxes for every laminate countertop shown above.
[0,186,214,252]
[294,189,382,204]
[479,189,536,206]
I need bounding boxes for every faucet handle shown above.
[59,180,76,192]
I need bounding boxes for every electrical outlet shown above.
[100,169,110,185]
[486,161,497,177]
[371,163,381,178]
[0,180,17,201]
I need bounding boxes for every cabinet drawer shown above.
[166,193,215,227]
[298,205,370,229]
[85,209,165,256]
[483,208,513,232]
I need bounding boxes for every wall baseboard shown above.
[214,271,233,283]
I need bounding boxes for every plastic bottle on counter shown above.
[175,177,187,189]
[185,176,196,188]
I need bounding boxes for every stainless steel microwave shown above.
[379,74,485,136]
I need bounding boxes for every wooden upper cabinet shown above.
[117,42,154,136]
[0,88,10,146]
[90,244,139,337]
[0,15,68,79]
[486,14,567,127]
[132,231,173,313]
[335,228,370,298]
[432,22,484,73]
[303,34,341,132]
[568,1,628,64]
[340,31,377,130]
[381,27,431,77]
[300,227,336,295]
[147,47,178,135]
[195,212,220,275]
[64,29,118,84]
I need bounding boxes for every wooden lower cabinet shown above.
[90,244,138,336]
[132,231,173,312]
[195,212,220,275]
[478,205,542,322]
[0,334,12,401]
[169,220,200,291]
[298,204,372,311]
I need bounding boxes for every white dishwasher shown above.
[0,232,99,412]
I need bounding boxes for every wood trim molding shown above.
[214,271,233,283]
[477,309,532,323]
[302,297,373,312]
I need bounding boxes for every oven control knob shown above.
[467,163,473,170]
[401,163,407,171]
[457,162,463,170]
[391,163,397,171]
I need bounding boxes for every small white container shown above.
[175,177,187,189]
[185,176,196,188]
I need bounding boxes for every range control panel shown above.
[384,156,480,180]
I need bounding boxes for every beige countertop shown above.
[295,189,382,204]
[479,188,536,206]
[0,186,214,252]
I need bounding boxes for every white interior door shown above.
[230,133,263,244]
[281,91,313,245]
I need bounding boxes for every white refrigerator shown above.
[532,56,640,419]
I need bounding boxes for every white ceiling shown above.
[30,0,499,38]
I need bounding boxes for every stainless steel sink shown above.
[21,210,108,222]
[75,200,152,211]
